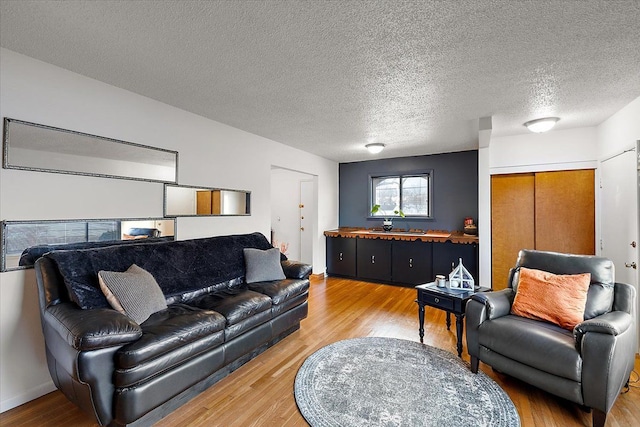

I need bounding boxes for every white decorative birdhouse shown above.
[447,258,475,290]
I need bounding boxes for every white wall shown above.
[0,48,338,411]
[479,97,640,293]
[596,96,640,159]
[478,127,599,287]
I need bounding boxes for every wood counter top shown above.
[323,228,479,244]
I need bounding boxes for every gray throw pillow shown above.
[98,264,167,324]
[244,247,286,283]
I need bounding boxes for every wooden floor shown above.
[2,276,639,427]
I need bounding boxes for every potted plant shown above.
[370,204,405,231]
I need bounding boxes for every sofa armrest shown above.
[470,289,515,320]
[44,302,142,351]
[281,260,312,279]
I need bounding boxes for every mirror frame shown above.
[164,183,251,217]
[1,217,176,272]
[3,118,179,183]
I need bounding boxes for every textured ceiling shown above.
[1,0,639,163]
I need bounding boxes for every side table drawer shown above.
[420,292,454,311]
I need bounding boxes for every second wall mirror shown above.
[164,184,251,217]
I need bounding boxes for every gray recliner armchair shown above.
[466,249,636,427]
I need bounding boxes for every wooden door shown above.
[535,169,595,255]
[196,191,212,215]
[491,174,535,289]
[211,190,222,215]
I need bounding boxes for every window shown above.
[371,172,431,217]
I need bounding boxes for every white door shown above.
[600,146,639,286]
[300,180,314,264]
[600,143,639,352]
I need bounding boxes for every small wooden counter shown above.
[324,228,479,286]
[323,228,479,244]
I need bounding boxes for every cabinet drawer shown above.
[420,292,454,311]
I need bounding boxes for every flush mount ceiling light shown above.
[524,117,560,133]
[365,143,385,154]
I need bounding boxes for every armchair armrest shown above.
[470,288,515,320]
[577,310,636,413]
[281,260,312,279]
[44,302,142,351]
[466,289,515,361]
[574,311,632,349]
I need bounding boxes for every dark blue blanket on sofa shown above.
[46,232,279,310]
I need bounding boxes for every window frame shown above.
[368,169,433,219]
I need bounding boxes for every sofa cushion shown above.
[248,279,310,305]
[479,314,581,382]
[511,267,590,330]
[116,304,226,369]
[191,289,272,326]
[46,232,276,309]
[98,264,168,324]
[243,247,286,283]
[114,304,226,388]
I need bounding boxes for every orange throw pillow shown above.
[511,267,591,330]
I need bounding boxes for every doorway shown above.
[270,167,317,265]
[599,142,639,352]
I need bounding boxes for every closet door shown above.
[535,169,595,255]
[491,174,535,289]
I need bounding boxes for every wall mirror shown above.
[3,118,178,183]
[164,184,251,217]
[1,218,175,271]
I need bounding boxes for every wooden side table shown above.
[415,282,489,357]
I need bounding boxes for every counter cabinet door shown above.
[356,238,392,282]
[326,237,357,277]
[392,240,433,285]
[432,241,479,283]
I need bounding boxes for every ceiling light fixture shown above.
[524,117,560,133]
[365,143,385,154]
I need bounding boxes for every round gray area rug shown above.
[294,337,520,427]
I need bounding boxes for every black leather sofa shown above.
[33,232,311,426]
[466,250,636,427]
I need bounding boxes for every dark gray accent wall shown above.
[339,150,478,231]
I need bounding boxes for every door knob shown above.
[631,241,637,248]
[300,227,304,231]
[625,262,637,269]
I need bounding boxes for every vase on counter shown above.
[463,217,477,236]
[382,219,393,231]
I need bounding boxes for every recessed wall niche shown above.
[164,184,251,217]
[1,218,176,271]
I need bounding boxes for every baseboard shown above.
[310,273,325,280]
[0,380,56,413]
